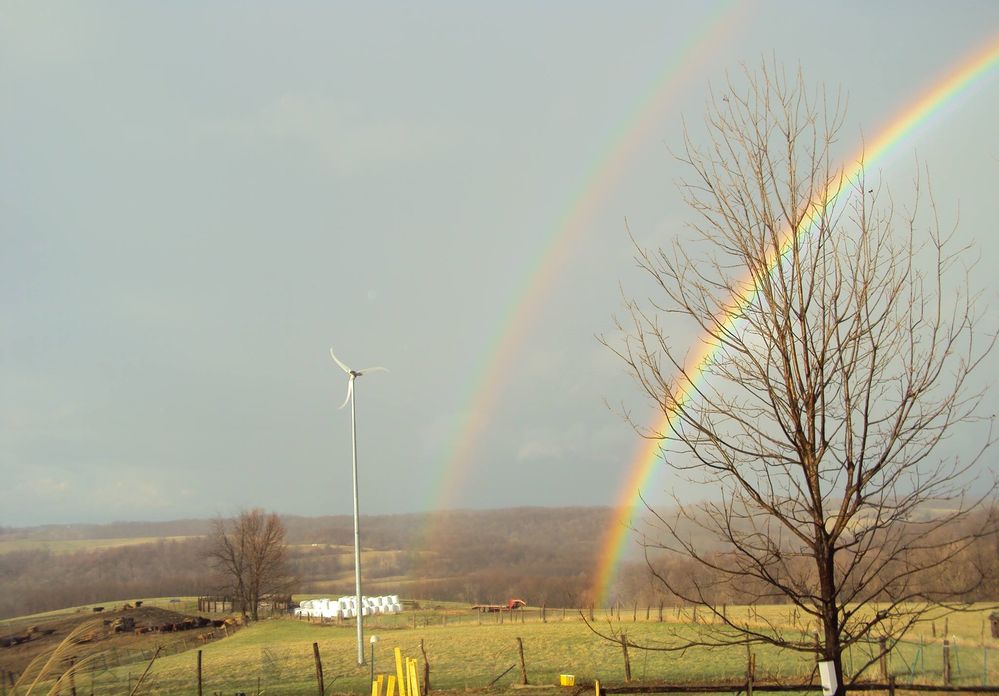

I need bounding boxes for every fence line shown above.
[600,684,999,695]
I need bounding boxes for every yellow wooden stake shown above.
[372,678,380,696]
[407,657,420,696]
[395,648,407,696]
[387,675,397,696]
[376,674,385,696]
[595,679,600,696]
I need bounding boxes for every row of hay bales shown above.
[294,595,402,619]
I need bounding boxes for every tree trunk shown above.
[818,544,845,696]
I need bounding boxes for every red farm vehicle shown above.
[470,598,527,613]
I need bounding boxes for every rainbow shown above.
[426,1,747,524]
[591,31,999,605]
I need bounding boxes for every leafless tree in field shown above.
[209,509,293,621]
[599,62,996,693]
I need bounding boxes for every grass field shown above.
[0,535,198,555]
[30,601,995,696]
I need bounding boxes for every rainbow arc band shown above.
[590,31,999,606]
[420,0,748,561]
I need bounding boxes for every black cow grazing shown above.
[92,607,104,613]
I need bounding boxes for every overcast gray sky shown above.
[2,1,997,526]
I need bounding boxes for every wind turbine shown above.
[331,348,387,666]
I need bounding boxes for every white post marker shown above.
[818,661,838,696]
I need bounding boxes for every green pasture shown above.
[66,602,997,696]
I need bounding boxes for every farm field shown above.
[4,600,997,695]
[0,536,199,555]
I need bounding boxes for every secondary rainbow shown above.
[425,2,747,519]
[591,31,999,605]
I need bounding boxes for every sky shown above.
[2,1,998,527]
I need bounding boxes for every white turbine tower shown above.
[331,348,387,666]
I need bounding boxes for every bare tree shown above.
[602,62,996,693]
[209,509,293,621]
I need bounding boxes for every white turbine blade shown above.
[356,366,388,375]
[329,348,352,374]
[339,377,354,409]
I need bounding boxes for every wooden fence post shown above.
[420,639,430,695]
[620,634,632,683]
[197,649,203,696]
[516,638,528,685]
[879,637,888,681]
[943,639,951,685]
[888,675,896,696]
[313,642,325,696]
[658,602,664,623]
[542,605,547,623]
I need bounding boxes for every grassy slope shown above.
[0,536,199,555]
[87,602,998,696]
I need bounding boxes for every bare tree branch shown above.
[601,59,997,695]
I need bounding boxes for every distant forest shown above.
[0,505,995,620]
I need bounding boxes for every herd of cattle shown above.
[115,615,234,634]
[1,612,240,649]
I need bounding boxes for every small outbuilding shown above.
[991,612,999,639]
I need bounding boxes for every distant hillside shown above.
[0,506,619,619]
[3,501,992,621]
